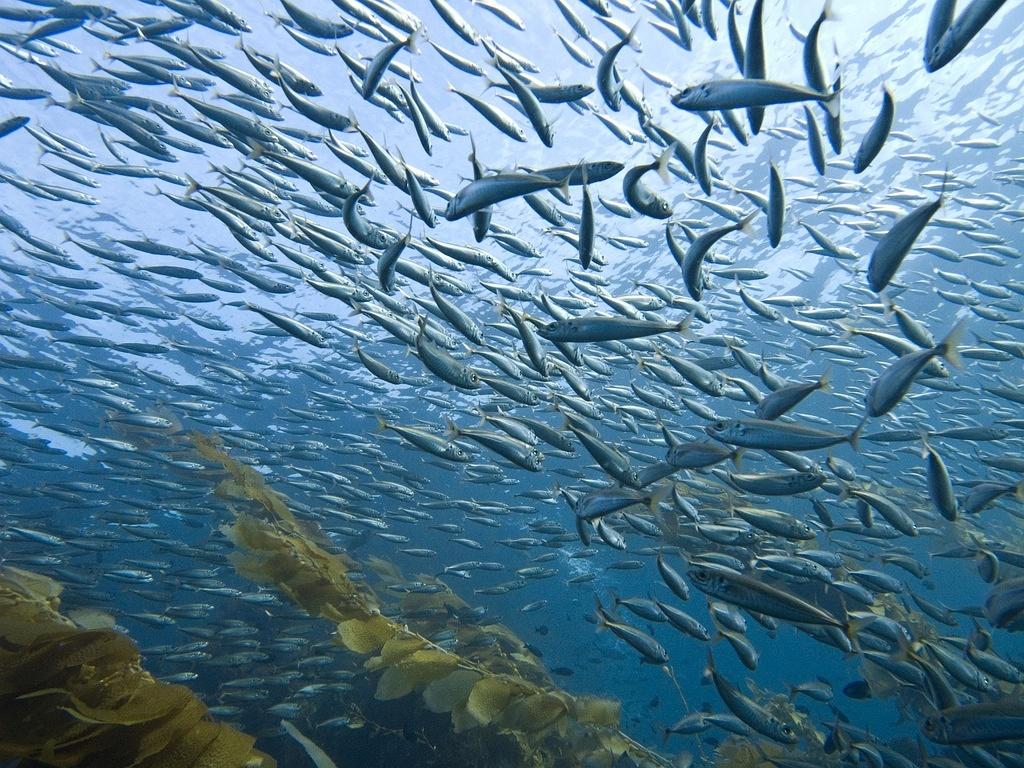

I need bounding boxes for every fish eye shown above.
[781,725,794,737]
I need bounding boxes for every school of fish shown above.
[0,0,1022,764]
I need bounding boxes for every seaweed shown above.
[0,566,275,768]
[188,430,674,768]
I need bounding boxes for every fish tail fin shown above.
[918,427,932,458]
[938,163,950,203]
[821,0,835,22]
[649,482,672,514]
[676,311,696,340]
[879,291,894,318]
[824,74,842,118]
[373,415,388,433]
[837,481,852,503]
[184,174,200,196]
[406,24,424,54]
[844,612,876,653]
[818,367,832,392]
[654,142,675,183]
[848,415,866,452]
[624,19,642,50]
[937,318,967,368]
[661,726,672,746]
[245,140,265,160]
[444,419,460,439]
[731,448,744,468]
[557,174,571,204]
[835,319,855,339]
[345,108,359,133]
[494,296,509,319]
[890,627,920,664]
[738,209,758,235]
[472,406,488,427]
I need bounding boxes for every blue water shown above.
[1,0,1023,765]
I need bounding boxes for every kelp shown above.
[192,431,296,527]
[188,430,673,768]
[0,566,275,768]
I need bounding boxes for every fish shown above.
[866,191,945,292]
[597,21,639,112]
[680,211,757,300]
[688,561,848,630]
[864,320,966,418]
[622,144,675,219]
[491,60,553,147]
[706,418,861,452]
[241,303,327,348]
[594,597,669,664]
[537,314,692,343]
[672,79,841,116]
[361,26,422,101]
[853,85,895,173]
[445,172,567,221]
[925,0,1010,72]
[754,371,831,420]
[922,700,1024,744]
[705,650,798,744]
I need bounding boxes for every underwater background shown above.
[0,0,1022,765]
